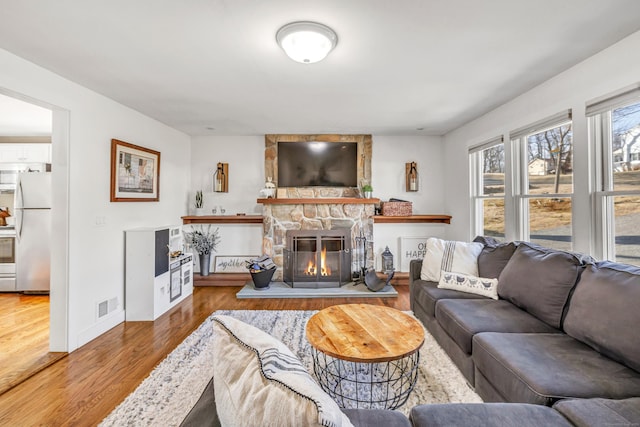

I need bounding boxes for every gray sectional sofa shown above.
[182,237,640,426]
[408,237,640,426]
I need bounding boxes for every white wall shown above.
[190,136,265,216]
[190,135,447,271]
[189,136,264,268]
[371,136,447,270]
[0,48,191,351]
[371,136,445,213]
[443,29,640,255]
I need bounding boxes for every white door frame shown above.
[0,88,69,352]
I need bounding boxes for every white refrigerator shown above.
[14,172,51,292]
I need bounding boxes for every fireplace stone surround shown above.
[259,194,377,281]
[261,134,375,281]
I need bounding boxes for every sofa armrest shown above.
[409,259,423,285]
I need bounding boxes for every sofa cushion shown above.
[563,261,640,373]
[553,397,640,427]
[341,409,411,427]
[410,403,573,427]
[438,271,499,300]
[477,241,518,279]
[411,280,488,319]
[420,238,484,282]
[473,333,640,406]
[435,299,559,355]
[211,315,354,427]
[497,242,586,329]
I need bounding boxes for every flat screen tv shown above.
[277,141,358,187]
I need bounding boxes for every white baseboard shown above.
[76,309,125,349]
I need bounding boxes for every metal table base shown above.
[310,347,420,410]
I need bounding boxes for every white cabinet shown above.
[0,143,51,163]
[125,225,193,321]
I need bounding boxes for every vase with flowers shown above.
[184,225,220,276]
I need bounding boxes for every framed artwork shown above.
[214,255,259,273]
[399,236,430,271]
[110,139,160,202]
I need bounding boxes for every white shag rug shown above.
[100,310,481,426]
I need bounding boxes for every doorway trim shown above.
[0,88,69,352]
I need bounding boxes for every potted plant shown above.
[184,225,220,276]
[362,184,373,198]
[194,190,204,215]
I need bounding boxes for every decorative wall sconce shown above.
[213,162,228,192]
[406,162,419,192]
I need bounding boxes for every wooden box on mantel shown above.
[381,201,413,216]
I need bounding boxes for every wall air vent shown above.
[97,297,119,319]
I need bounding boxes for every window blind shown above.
[509,110,572,140]
[586,83,640,116]
[468,136,504,154]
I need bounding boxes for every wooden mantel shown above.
[257,198,380,205]
[182,215,263,224]
[374,215,451,224]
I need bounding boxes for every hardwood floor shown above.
[0,285,410,426]
[0,294,66,396]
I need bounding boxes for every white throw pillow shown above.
[211,315,354,427]
[420,237,484,282]
[438,271,499,300]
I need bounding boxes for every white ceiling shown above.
[0,93,52,136]
[1,0,640,136]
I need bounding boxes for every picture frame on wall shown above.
[110,139,160,202]
[400,236,430,272]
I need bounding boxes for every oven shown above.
[0,231,16,291]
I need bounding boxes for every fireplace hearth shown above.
[283,229,352,288]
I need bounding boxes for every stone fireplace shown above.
[260,197,376,281]
[260,134,376,282]
[283,229,351,288]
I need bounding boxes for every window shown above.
[469,137,505,240]
[588,85,640,265]
[511,111,573,250]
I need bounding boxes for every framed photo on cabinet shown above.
[110,139,160,202]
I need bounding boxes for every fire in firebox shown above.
[305,247,331,276]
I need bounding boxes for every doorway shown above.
[0,89,70,392]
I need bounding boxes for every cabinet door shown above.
[0,145,27,162]
[0,144,52,163]
[23,144,52,163]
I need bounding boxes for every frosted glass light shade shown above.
[276,21,338,64]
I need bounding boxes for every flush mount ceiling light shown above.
[276,21,338,64]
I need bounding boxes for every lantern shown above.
[382,246,394,274]
[213,162,228,192]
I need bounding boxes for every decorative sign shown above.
[400,237,430,272]
[214,255,258,273]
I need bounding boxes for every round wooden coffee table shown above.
[306,304,425,409]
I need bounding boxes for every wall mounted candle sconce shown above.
[406,162,419,192]
[213,162,228,192]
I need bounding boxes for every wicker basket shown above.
[381,201,413,216]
